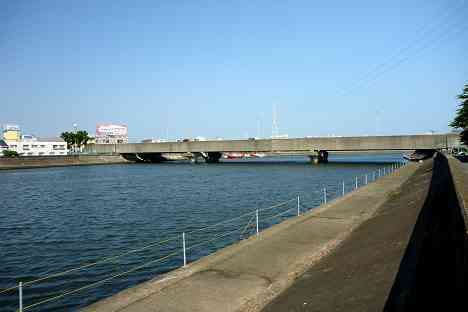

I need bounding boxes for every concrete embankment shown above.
[0,155,128,170]
[263,153,468,311]
[83,162,420,312]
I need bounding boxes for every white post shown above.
[378,168,381,177]
[182,232,187,267]
[355,176,358,189]
[365,174,368,185]
[383,167,386,175]
[342,180,345,196]
[256,209,259,235]
[19,282,23,312]
[297,195,300,216]
[373,171,376,181]
[323,188,327,204]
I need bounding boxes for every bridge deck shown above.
[87,134,459,154]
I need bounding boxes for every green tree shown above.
[60,132,75,150]
[61,130,92,152]
[450,84,468,145]
[75,130,90,147]
[3,150,19,158]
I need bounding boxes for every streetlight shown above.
[72,123,78,153]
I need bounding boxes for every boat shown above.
[403,150,435,161]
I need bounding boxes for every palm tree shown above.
[60,132,75,150]
[61,130,92,153]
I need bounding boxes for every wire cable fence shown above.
[1,161,406,311]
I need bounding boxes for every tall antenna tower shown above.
[272,104,279,138]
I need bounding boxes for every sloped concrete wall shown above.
[384,153,468,311]
[0,155,128,170]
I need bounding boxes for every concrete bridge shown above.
[85,133,459,164]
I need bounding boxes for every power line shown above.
[338,0,467,97]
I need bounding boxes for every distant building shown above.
[96,124,128,144]
[0,139,8,154]
[2,124,21,142]
[1,124,69,156]
[5,135,68,156]
[271,134,289,139]
[141,138,166,143]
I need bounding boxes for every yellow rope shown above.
[1,197,295,296]
[186,198,294,235]
[186,227,242,252]
[17,235,178,290]
[262,206,296,223]
[0,285,18,295]
[22,250,180,311]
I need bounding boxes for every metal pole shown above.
[383,167,386,175]
[342,180,345,196]
[373,171,376,181]
[365,174,368,185]
[378,168,381,177]
[182,232,187,267]
[256,209,259,235]
[355,176,358,189]
[323,188,327,204]
[19,282,23,312]
[297,195,300,216]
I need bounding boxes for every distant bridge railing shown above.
[1,162,406,311]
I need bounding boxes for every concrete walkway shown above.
[83,163,419,312]
[262,159,434,312]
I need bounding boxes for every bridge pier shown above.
[121,153,167,163]
[191,152,222,163]
[205,152,222,163]
[309,150,328,164]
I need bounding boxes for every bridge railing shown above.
[0,162,406,311]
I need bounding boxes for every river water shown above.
[0,154,402,311]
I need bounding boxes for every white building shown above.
[5,135,68,156]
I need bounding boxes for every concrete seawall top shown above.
[0,155,128,170]
[83,161,421,311]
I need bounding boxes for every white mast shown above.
[272,104,279,138]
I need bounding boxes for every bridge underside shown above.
[121,153,167,163]
[120,149,429,165]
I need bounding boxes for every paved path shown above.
[262,160,435,311]
[83,164,419,312]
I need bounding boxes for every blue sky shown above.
[1,0,467,141]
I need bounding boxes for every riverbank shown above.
[0,155,129,170]
[82,161,418,311]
